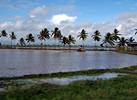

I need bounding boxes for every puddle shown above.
[0,88,5,92]
[41,73,127,85]
[0,73,128,91]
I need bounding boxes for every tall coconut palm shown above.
[51,27,60,49]
[68,35,76,49]
[37,28,50,49]
[26,33,35,48]
[91,30,101,47]
[102,32,115,47]
[112,29,121,41]
[43,28,50,49]
[0,30,7,45]
[77,29,88,48]
[19,38,25,46]
[62,36,68,49]
[9,32,16,47]
[57,30,63,49]
[37,30,45,48]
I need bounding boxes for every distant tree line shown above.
[0,27,136,48]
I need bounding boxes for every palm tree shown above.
[43,28,50,49]
[91,30,101,47]
[19,38,25,46]
[77,29,88,48]
[57,30,63,49]
[51,27,60,49]
[0,30,7,45]
[26,33,35,48]
[112,29,121,41]
[128,37,135,43]
[9,32,16,47]
[102,32,115,47]
[37,28,50,49]
[68,35,76,49]
[62,36,68,49]
[37,30,45,49]
[118,37,128,46]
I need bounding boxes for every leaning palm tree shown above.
[51,27,60,49]
[77,29,88,48]
[19,38,25,46]
[91,30,101,47]
[68,35,76,49]
[112,29,121,41]
[9,32,16,47]
[62,36,69,49]
[0,30,7,45]
[26,33,35,48]
[102,32,115,47]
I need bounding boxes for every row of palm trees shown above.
[0,27,136,48]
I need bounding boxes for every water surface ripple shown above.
[0,49,137,77]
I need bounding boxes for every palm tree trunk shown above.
[11,39,12,48]
[41,40,42,49]
[58,39,60,49]
[54,39,56,49]
[69,44,71,50]
[1,37,3,45]
[29,42,30,49]
[82,40,84,49]
[64,44,65,49]
[45,40,46,49]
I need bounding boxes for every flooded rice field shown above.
[0,49,137,77]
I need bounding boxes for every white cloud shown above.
[50,14,77,24]
[116,24,122,30]
[30,15,35,18]
[28,5,49,18]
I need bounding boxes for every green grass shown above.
[0,66,137,100]
[1,75,137,100]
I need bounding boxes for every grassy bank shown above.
[0,75,137,99]
[0,66,137,99]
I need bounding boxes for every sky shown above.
[0,0,137,45]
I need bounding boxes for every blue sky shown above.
[0,0,137,45]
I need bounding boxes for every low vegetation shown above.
[0,66,137,99]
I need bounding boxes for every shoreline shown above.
[0,66,137,80]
